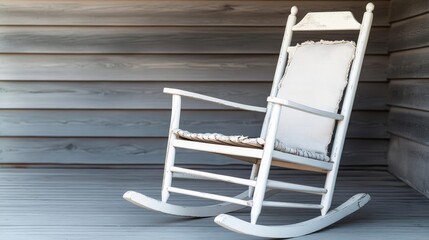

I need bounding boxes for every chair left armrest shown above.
[164,88,266,113]
[267,97,344,120]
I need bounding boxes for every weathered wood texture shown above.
[0,110,387,138]
[0,167,428,240]
[0,82,387,110]
[387,1,429,197]
[0,27,389,54]
[389,0,429,22]
[0,138,387,166]
[0,1,390,26]
[388,136,429,197]
[389,14,429,52]
[388,107,429,145]
[389,80,429,111]
[388,48,429,79]
[0,55,387,82]
[0,0,389,165]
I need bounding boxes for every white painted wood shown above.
[124,188,281,218]
[215,193,371,238]
[124,4,374,237]
[267,96,344,120]
[123,190,249,217]
[161,95,181,202]
[260,6,297,139]
[272,150,333,171]
[173,139,263,159]
[321,3,374,216]
[248,163,259,197]
[168,187,252,207]
[251,103,282,224]
[170,166,256,187]
[163,88,266,113]
[293,12,361,31]
[262,201,323,209]
[265,179,327,195]
[172,172,213,181]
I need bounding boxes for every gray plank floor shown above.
[1,166,428,240]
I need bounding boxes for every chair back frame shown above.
[260,5,374,214]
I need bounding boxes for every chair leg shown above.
[161,142,176,202]
[320,168,337,215]
[161,95,181,202]
[250,160,271,224]
[248,164,259,198]
[251,103,281,224]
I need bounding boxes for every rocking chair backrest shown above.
[262,4,373,163]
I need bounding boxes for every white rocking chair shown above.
[124,3,374,238]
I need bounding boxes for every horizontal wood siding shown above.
[389,0,429,22]
[388,136,429,197]
[388,48,429,79]
[0,27,389,54]
[387,0,429,197]
[389,80,429,111]
[0,0,389,165]
[0,55,387,81]
[388,14,429,52]
[0,82,387,110]
[0,138,387,166]
[388,108,429,145]
[0,110,387,138]
[0,1,390,26]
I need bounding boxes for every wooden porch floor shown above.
[1,166,428,240]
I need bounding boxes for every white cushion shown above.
[276,40,356,155]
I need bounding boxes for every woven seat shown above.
[173,129,330,162]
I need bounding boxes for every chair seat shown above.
[173,129,330,162]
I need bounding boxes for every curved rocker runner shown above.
[215,193,370,238]
[123,3,375,238]
[123,189,279,217]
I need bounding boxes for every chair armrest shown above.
[164,88,266,113]
[267,96,344,120]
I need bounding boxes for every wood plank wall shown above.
[0,0,390,166]
[387,0,429,197]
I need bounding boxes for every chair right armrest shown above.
[267,97,344,120]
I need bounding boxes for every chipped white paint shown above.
[293,12,361,31]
